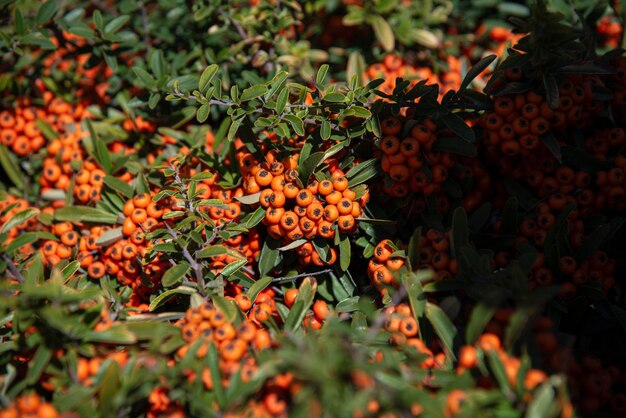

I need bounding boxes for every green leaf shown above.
[278,239,308,251]
[298,151,325,183]
[5,232,54,254]
[227,117,243,142]
[336,296,360,312]
[285,277,316,332]
[543,74,559,109]
[316,64,329,87]
[199,64,219,93]
[83,325,138,344]
[265,71,289,99]
[207,342,227,409]
[410,28,440,49]
[235,192,261,205]
[276,88,289,114]
[458,55,496,93]
[149,286,197,312]
[0,145,24,189]
[450,207,468,258]
[349,106,371,118]
[434,136,477,157]
[35,119,59,141]
[36,1,58,24]
[339,234,351,271]
[150,49,166,80]
[425,302,457,361]
[197,245,246,260]
[346,158,380,186]
[527,379,560,418]
[247,277,273,303]
[441,114,475,143]
[244,206,265,229]
[85,120,112,174]
[104,15,129,34]
[219,259,247,278]
[485,349,513,395]
[1,208,39,234]
[407,227,422,271]
[465,289,506,344]
[162,262,191,287]
[25,346,52,385]
[99,361,120,418]
[132,67,156,89]
[402,271,427,322]
[62,261,81,280]
[371,15,395,52]
[320,120,331,140]
[196,103,210,123]
[15,10,26,35]
[258,238,280,277]
[542,132,562,163]
[240,84,268,102]
[96,227,123,246]
[346,51,366,87]
[148,93,161,109]
[103,176,133,198]
[211,295,242,324]
[283,114,305,136]
[323,92,346,103]
[54,207,118,224]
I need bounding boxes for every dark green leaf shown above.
[0,145,24,189]
[246,277,273,303]
[450,207,468,258]
[36,1,58,24]
[1,208,39,234]
[425,302,456,361]
[542,132,562,163]
[219,259,247,278]
[240,84,268,102]
[132,67,156,89]
[441,114,475,143]
[244,206,265,228]
[258,237,280,277]
[83,325,138,344]
[321,120,331,140]
[35,119,59,141]
[284,277,316,332]
[104,15,129,34]
[54,207,118,224]
[433,136,477,157]
[162,262,191,287]
[459,55,496,93]
[316,64,329,86]
[196,103,210,123]
[148,286,196,311]
[339,233,351,271]
[283,114,305,136]
[199,64,219,93]
[103,176,133,198]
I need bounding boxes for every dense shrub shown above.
[1,1,626,417]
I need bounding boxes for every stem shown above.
[272,269,332,283]
[3,254,24,283]
[164,222,207,297]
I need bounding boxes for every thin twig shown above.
[3,254,24,283]
[218,7,249,42]
[272,268,332,283]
